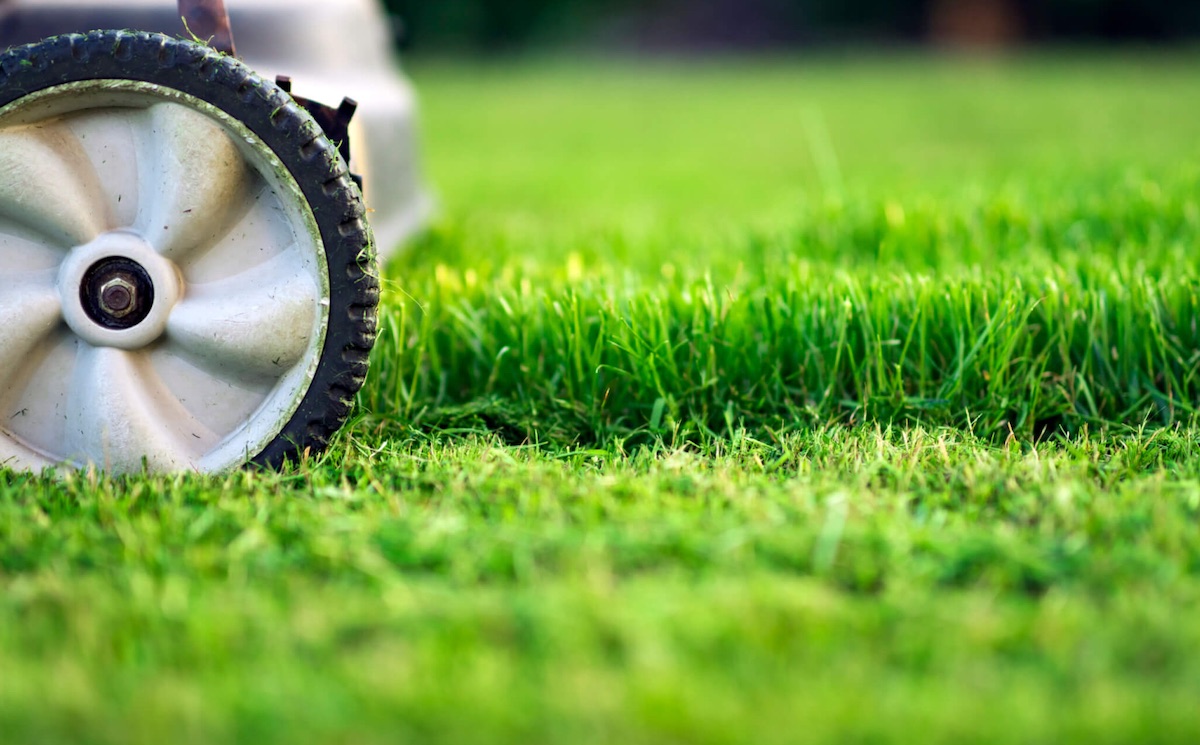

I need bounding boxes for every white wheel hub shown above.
[58,230,181,350]
[0,81,329,474]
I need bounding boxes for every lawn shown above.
[4,53,1200,743]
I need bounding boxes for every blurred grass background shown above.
[384,0,1200,51]
[412,55,1200,225]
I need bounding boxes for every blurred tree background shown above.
[383,0,1200,51]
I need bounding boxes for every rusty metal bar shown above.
[177,0,236,56]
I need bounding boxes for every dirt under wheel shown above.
[0,31,379,474]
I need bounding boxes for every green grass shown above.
[7,53,1200,743]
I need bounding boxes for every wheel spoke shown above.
[0,124,107,247]
[179,183,300,285]
[166,251,321,382]
[64,109,142,229]
[64,346,213,472]
[0,271,63,393]
[0,329,79,462]
[0,225,66,276]
[148,346,271,440]
[135,103,254,261]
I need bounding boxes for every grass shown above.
[380,55,1200,444]
[6,53,1200,742]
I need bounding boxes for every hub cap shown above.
[58,230,181,350]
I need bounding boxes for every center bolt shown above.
[99,276,138,318]
[80,256,156,330]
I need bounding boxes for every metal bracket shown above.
[275,75,363,189]
[177,0,235,56]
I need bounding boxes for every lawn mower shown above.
[0,0,428,474]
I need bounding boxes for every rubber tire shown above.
[0,30,379,470]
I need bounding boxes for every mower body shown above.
[0,0,430,256]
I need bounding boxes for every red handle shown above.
[177,0,236,56]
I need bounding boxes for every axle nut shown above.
[98,276,138,318]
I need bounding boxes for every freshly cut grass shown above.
[5,54,1200,743]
